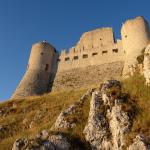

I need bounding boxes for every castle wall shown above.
[77,28,115,49]
[11,16,150,99]
[57,28,125,72]
[11,70,51,98]
[52,61,124,91]
[121,16,150,76]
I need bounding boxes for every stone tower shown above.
[121,16,150,76]
[12,41,56,99]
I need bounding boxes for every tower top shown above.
[122,16,146,28]
[32,40,56,50]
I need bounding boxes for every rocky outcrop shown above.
[12,130,71,150]
[128,135,150,150]
[51,89,93,131]
[11,80,150,150]
[143,44,150,86]
[108,101,130,149]
[83,91,112,149]
[84,80,131,150]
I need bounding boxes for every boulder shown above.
[128,135,150,150]
[12,132,71,150]
[51,89,93,130]
[48,134,71,150]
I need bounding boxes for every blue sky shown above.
[0,0,150,101]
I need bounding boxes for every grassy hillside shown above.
[122,74,150,145]
[0,74,150,149]
[0,88,89,150]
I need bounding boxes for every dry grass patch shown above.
[0,88,87,150]
[122,74,150,145]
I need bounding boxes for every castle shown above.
[12,16,150,99]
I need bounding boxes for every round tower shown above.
[12,41,55,99]
[121,16,150,76]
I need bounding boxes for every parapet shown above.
[77,27,115,50]
[57,27,125,72]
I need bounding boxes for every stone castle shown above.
[12,16,150,99]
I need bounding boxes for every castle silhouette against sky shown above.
[12,16,150,99]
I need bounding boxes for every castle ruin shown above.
[12,16,150,99]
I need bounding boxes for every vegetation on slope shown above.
[0,88,88,150]
[0,74,150,149]
[122,74,150,145]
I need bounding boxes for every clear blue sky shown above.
[0,0,149,101]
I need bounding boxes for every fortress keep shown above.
[12,16,150,99]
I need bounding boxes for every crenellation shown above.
[57,28,124,72]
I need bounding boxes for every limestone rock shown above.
[51,90,93,130]
[107,100,130,149]
[51,103,78,130]
[143,44,150,86]
[12,138,29,150]
[11,80,150,150]
[83,91,112,150]
[48,134,71,150]
[101,80,121,92]
[12,131,71,150]
[128,135,150,150]
[36,130,49,140]
[84,80,131,150]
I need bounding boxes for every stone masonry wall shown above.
[51,61,124,91]
[57,28,125,72]
[11,16,150,99]
[121,16,150,76]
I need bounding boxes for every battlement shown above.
[60,27,115,54]
[57,28,125,71]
